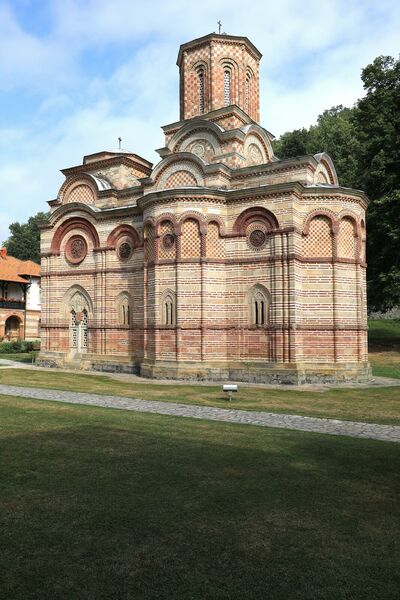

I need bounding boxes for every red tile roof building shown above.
[0,247,41,340]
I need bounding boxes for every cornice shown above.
[45,181,367,223]
[61,155,152,177]
[177,33,262,66]
[232,156,317,180]
[303,187,369,207]
[162,105,255,135]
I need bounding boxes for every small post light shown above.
[223,384,238,402]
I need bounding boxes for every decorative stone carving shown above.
[162,233,175,250]
[249,229,266,248]
[117,241,133,260]
[191,142,206,159]
[248,143,263,164]
[65,235,88,264]
[70,292,88,313]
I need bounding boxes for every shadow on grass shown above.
[1,402,399,600]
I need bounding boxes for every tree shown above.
[354,56,400,197]
[272,55,400,311]
[354,56,400,310]
[273,105,359,188]
[273,127,311,159]
[3,212,49,264]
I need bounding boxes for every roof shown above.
[0,248,40,284]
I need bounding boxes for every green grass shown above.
[368,319,400,348]
[1,367,399,425]
[369,351,400,379]
[0,352,35,363]
[367,319,400,379]
[0,394,399,599]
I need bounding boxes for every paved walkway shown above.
[0,384,399,443]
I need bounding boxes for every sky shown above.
[0,0,399,243]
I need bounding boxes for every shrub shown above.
[0,339,40,354]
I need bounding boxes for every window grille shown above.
[245,77,250,113]
[199,70,205,114]
[250,289,269,326]
[224,70,231,106]
[71,310,78,348]
[81,309,88,348]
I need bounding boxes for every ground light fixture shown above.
[223,384,238,401]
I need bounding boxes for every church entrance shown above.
[67,290,91,354]
[4,315,21,339]
[70,309,88,352]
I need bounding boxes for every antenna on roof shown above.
[118,137,122,150]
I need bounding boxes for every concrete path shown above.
[0,384,399,443]
[0,358,31,367]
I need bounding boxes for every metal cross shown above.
[218,20,222,34]
[118,137,122,150]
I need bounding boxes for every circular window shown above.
[249,229,267,249]
[65,235,88,264]
[162,233,175,250]
[117,241,133,260]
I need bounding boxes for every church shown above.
[39,32,369,383]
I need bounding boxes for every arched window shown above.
[249,286,270,327]
[224,69,231,106]
[161,290,176,326]
[71,310,78,348]
[117,293,132,326]
[254,294,266,325]
[198,69,205,114]
[245,76,250,113]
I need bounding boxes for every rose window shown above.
[118,241,133,260]
[65,235,88,264]
[249,229,266,249]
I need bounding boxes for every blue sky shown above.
[0,0,399,244]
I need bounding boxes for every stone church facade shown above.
[39,33,369,383]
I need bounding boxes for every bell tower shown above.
[177,33,262,123]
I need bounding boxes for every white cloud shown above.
[0,0,399,241]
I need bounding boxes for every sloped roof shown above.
[0,249,40,283]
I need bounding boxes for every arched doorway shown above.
[5,316,21,339]
[70,308,88,352]
[68,291,91,353]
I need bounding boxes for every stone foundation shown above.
[38,352,371,384]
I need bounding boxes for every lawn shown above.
[368,319,400,379]
[0,394,399,599]
[0,367,399,425]
[369,350,400,379]
[0,352,35,363]
[368,318,400,349]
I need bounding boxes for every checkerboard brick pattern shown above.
[164,170,198,189]
[303,216,333,257]
[159,221,176,260]
[206,222,225,258]
[337,217,357,259]
[180,219,201,258]
[65,184,95,204]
